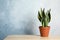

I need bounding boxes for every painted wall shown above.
[0,0,60,40]
[40,0,60,36]
[0,0,40,40]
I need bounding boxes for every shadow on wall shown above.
[0,20,34,40]
[24,19,34,35]
[0,31,7,40]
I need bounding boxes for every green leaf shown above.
[47,9,51,23]
[38,8,51,27]
[38,11,42,22]
[42,8,46,18]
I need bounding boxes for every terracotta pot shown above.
[39,26,50,37]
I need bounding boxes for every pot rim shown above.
[39,26,50,28]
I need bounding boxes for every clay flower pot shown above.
[39,26,50,37]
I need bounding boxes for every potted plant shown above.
[38,8,51,37]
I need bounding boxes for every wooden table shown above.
[4,35,60,40]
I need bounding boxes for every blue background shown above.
[0,0,40,40]
[0,0,60,40]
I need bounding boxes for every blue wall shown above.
[0,0,40,40]
[0,0,60,40]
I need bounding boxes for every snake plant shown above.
[38,8,51,27]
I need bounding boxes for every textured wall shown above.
[0,0,60,40]
[0,0,40,40]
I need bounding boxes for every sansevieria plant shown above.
[38,8,51,37]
